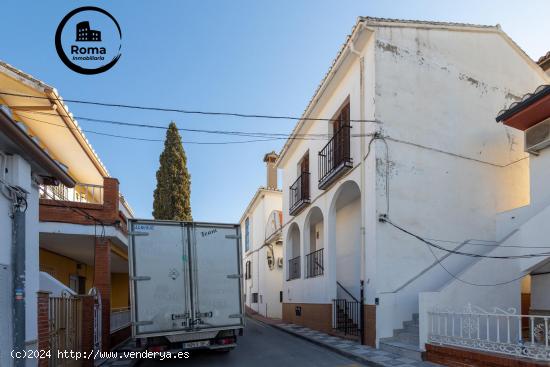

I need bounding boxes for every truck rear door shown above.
[130,221,191,336]
[190,223,243,329]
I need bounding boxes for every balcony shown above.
[39,182,104,204]
[318,125,352,190]
[305,248,324,278]
[289,172,311,216]
[287,256,301,281]
[39,177,129,234]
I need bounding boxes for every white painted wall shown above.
[371,25,547,341]
[241,190,283,318]
[0,154,40,367]
[278,20,547,346]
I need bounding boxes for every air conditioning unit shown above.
[525,117,550,153]
[277,257,283,268]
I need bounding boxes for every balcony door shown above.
[333,103,350,166]
[299,153,309,199]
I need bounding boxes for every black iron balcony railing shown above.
[318,125,352,189]
[305,248,324,278]
[289,172,310,216]
[287,256,301,281]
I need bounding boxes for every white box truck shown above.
[128,219,244,352]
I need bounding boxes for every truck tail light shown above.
[148,345,166,352]
[217,337,235,345]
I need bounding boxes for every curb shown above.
[261,321,384,367]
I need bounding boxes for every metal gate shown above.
[88,287,102,358]
[48,292,82,367]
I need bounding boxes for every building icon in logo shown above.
[76,21,101,42]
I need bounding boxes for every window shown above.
[245,217,250,252]
[69,275,86,294]
[252,293,258,303]
[280,291,283,303]
[245,260,252,279]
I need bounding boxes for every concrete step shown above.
[389,332,419,345]
[403,319,419,329]
[396,324,419,334]
[379,339,424,361]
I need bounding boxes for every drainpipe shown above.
[3,184,28,366]
[350,30,366,346]
[13,204,26,366]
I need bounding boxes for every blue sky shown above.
[2,0,548,222]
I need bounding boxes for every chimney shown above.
[263,151,279,189]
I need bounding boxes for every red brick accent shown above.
[94,238,111,351]
[39,177,128,234]
[37,292,50,367]
[426,344,549,367]
[363,304,376,347]
[80,296,94,367]
[282,303,332,333]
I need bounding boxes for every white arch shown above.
[328,180,361,299]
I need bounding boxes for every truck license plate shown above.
[184,340,210,349]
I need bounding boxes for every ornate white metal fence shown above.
[428,304,550,361]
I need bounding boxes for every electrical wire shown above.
[23,110,332,139]
[16,112,288,145]
[0,91,379,123]
[379,216,550,259]
[379,216,537,286]
[39,187,107,235]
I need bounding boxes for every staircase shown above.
[379,313,423,361]
[333,301,360,338]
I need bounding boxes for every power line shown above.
[426,237,550,249]
[379,215,538,287]
[424,233,527,287]
[0,91,380,123]
[17,112,288,145]
[25,110,331,139]
[379,215,550,260]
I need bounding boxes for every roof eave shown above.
[0,109,76,187]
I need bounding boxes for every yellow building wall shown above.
[39,249,94,291]
[111,273,129,309]
[40,249,129,308]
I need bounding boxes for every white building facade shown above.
[241,152,284,319]
[0,107,75,367]
[276,16,548,359]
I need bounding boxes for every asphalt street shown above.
[139,317,362,366]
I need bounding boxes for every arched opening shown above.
[304,207,324,278]
[286,223,301,280]
[330,180,361,299]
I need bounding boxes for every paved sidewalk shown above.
[99,339,142,367]
[270,323,441,367]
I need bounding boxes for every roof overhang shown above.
[0,108,75,187]
[496,85,550,130]
[0,61,110,183]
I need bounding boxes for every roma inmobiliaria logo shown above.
[55,6,122,75]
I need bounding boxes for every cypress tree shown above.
[152,122,192,221]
